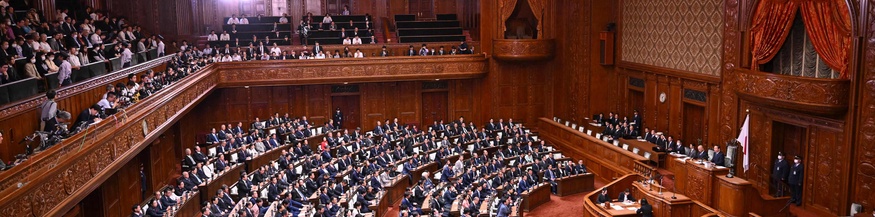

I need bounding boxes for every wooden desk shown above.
[410,162,439,184]
[619,138,664,163]
[538,118,651,182]
[556,173,595,196]
[714,175,790,217]
[385,175,410,205]
[199,164,243,203]
[168,191,201,217]
[375,191,388,217]
[603,202,641,216]
[664,154,728,206]
[521,183,551,212]
[245,144,291,172]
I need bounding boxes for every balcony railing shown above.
[0,54,488,217]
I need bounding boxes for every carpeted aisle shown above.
[524,180,606,216]
[524,193,588,217]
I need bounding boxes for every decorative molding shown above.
[853,0,875,210]
[719,0,741,161]
[492,39,556,61]
[0,64,219,217]
[735,69,850,116]
[0,55,173,195]
[217,55,489,87]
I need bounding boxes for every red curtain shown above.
[800,0,852,79]
[750,0,799,70]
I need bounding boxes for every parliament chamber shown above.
[0,0,873,217]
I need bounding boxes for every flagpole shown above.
[742,109,749,175]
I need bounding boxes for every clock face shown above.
[659,92,667,103]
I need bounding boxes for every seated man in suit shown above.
[711,145,725,166]
[160,189,178,207]
[617,189,636,202]
[596,188,611,204]
[693,145,708,160]
[146,199,166,217]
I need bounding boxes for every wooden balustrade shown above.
[0,55,174,195]
[0,55,489,217]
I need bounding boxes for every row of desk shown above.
[584,174,721,217]
[548,117,787,217]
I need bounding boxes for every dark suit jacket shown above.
[596,193,610,203]
[636,204,654,217]
[711,152,725,166]
[617,193,635,202]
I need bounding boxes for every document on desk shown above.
[610,205,624,210]
[716,166,727,169]
[626,207,638,211]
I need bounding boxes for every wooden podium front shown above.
[664,154,728,206]
[522,183,551,212]
[556,173,595,196]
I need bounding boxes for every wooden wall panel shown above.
[178,80,479,141]
[448,79,480,124]
[852,1,875,214]
[435,0,458,15]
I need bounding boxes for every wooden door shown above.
[771,121,806,159]
[628,90,644,119]
[682,103,705,142]
[421,91,448,131]
[409,0,435,19]
[331,95,362,130]
[325,0,352,14]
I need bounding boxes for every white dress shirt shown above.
[219,33,230,41]
[157,41,165,55]
[353,51,364,58]
[352,37,362,44]
[227,17,239,24]
[121,48,133,63]
[68,54,81,67]
[38,42,50,52]
[240,18,249,24]
[207,34,218,41]
[89,34,102,45]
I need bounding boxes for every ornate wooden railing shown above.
[0,54,174,195]
[492,39,556,61]
[735,69,850,116]
[0,54,489,217]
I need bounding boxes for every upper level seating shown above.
[212,15,377,47]
[395,14,466,43]
[0,44,161,105]
[301,15,375,45]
